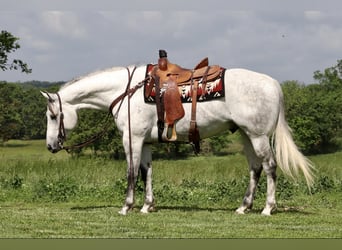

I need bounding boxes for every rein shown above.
[124,66,137,191]
[62,114,113,152]
[54,67,150,153]
[54,92,113,153]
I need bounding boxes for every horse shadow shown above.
[70,204,119,211]
[70,204,313,215]
[154,205,235,213]
[70,204,233,212]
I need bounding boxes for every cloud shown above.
[40,11,87,39]
[18,26,53,52]
[304,11,324,21]
[1,7,342,84]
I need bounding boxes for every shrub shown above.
[33,177,78,202]
[0,174,23,189]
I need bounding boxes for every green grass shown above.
[0,196,341,238]
[0,140,341,238]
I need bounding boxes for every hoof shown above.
[118,205,132,215]
[235,207,246,215]
[261,210,272,216]
[140,204,155,214]
[118,209,128,215]
[261,206,275,216]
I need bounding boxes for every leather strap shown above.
[188,72,200,153]
[154,75,165,142]
[188,66,211,153]
[200,66,211,99]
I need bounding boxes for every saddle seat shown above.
[152,56,221,87]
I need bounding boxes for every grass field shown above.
[0,140,341,238]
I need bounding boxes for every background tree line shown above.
[0,60,341,157]
[1,30,341,157]
[282,60,342,154]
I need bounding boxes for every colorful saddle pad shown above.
[144,64,226,103]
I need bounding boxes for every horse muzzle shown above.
[47,144,62,154]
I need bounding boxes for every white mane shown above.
[60,66,134,90]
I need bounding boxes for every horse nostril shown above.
[47,144,59,153]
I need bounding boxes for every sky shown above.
[1,0,342,84]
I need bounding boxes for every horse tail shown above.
[272,95,315,189]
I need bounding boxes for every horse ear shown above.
[40,91,54,102]
[40,91,49,99]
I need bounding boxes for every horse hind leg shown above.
[250,135,277,215]
[236,132,277,215]
[139,144,155,213]
[236,132,263,214]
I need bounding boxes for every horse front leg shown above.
[119,162,139,215]
[140,144,154,213]
[119,136,143,215]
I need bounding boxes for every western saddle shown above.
[149,49,222,153]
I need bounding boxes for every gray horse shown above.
[41,64,314,216]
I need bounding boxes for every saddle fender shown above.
[162,77,185,141]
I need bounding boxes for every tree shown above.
[0,82,24,143]
[312,60,342,151]
[282,60,342,153]
[282,81,320,152]
[20,86,47,139]
[0,30,31,73]
[66,109,125,159]
[313,60,342,90]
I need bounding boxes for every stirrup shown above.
[162,123,178,141]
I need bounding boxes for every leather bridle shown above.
[56,93,67,148]
[44,67,150,152]
[46,92,66,149]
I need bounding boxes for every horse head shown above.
[41,91,78,153]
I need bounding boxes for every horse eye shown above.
[50,114,57,120]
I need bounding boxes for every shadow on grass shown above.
[153,204,314,215]
[70,205,120,210]
[70,204,235,212]
[69,204,314,215]
[155,205,236,213]
[274,206,314,215]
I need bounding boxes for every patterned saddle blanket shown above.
[144,64,226,103]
